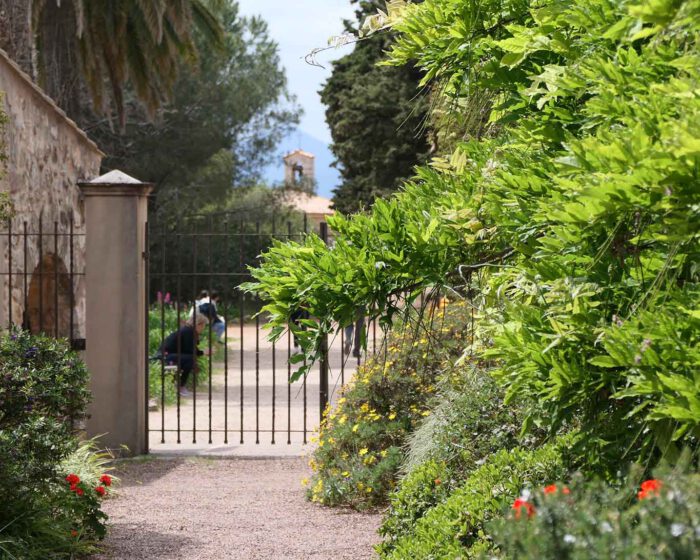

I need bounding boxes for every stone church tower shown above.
[283,149,315,187]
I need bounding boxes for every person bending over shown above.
[159,312,209,397]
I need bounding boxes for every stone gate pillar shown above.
[79,170,152,455]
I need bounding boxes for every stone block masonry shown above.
[0,47,103,338]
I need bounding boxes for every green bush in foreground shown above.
[0,329,108,558]
[380,366,542,549]
[486,467,700,559]
[379,435,575,559]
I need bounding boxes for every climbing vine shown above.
[246,0,700,471]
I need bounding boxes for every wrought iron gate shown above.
[145,209,372,448]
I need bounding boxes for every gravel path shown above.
[91,457,382,559]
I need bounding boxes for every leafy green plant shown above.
[485,467,700,559]
[306,302,471,509]
[0,329,108,558]
[246,0,700,474]
[0,329,91,497]
[379,435,576,559]
[380,366,545,547]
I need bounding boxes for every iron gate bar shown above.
[255,220,260,444]
[149,272,256,277]
[224,216,230,445]
[160,221,167,444]
[38,215,43,332]
[208,214,214,445]
[176,229,182,444]
[191,220,198,444]
[22,222,28,330]
[271,212,276,445]
[53,222,58,337]
[239,218,244,445]
[69,217,75,349]
[144,221,150,450]
[287,220,292,445]
[7,220,11,326]
[319,222,330,421]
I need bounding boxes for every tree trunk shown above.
[0,0,35,77]
[35,0,84,120]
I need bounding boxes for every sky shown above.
[236,0,357,197]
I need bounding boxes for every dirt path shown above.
[91,457,382,560]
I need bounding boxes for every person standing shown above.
[344,310,365,358]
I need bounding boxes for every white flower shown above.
[563,534,577,544]
[671,523,686,537]
[600,522,613,534]
[520,488,532,501]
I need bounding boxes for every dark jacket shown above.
[160,326,202,356]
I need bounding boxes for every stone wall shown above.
[0,48,103,339]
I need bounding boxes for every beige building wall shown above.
[0,48,103,339]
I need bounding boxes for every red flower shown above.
[543,484,571,496]
[76,488,84,496]
[512,498,535,519]
[65,473,80,485]
[69,483,78,492]
[638,479,662,500]
[95,486,106,497]
[434,478,441,485]
[70,530,79,538]
[100,474,112,487]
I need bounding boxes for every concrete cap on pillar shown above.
[79,169,153,197]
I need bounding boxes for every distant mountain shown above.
[261,129,341,199]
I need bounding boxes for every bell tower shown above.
[283,150,315,187]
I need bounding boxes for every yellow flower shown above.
[380,450,388,458]
[366,487,373,493]
[388,412,396,420]
[352,424,359,433]
[359,448,368,456]
[421,410,431,417]
[342,471,350,477]
[301,477,309,487]
[339,415,348,425]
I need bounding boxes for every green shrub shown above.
[485,467,700,559]
[379,435,576,559]
[0,329,90,498]
[306,302,470,509]
[247,0,700,476]
[380,366,543,549]
[0,328,108,558]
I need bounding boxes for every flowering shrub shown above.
[378,435,575,559]
[0,329,108,558]
[0,329,90,500]
[486,469,700,559]
[306,303,470,509]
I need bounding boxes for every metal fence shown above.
[0,216,85,348]
[145,210,379,447]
